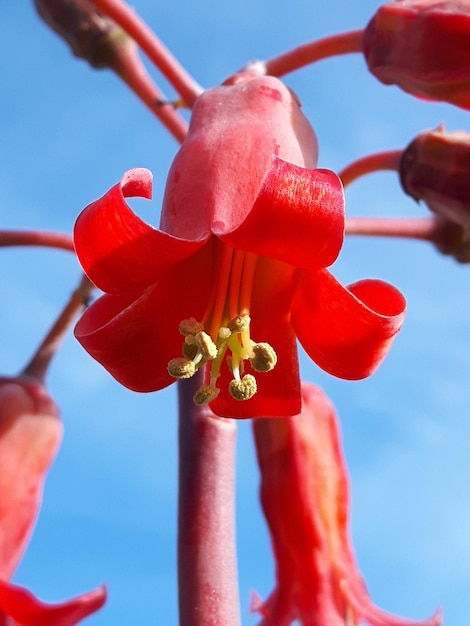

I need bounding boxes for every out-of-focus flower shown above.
[33,0,125,69]
[0,375,106,624]
[363,0,470,110]
[400,125,470,261]
[74,73,406,418]
[252,382,441,626]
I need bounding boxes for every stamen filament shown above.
[208,243,234,341]
[229,249,245,319]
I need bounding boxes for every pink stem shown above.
[345,215,463,247]
[22,275,94,383]
[250,29,364,77]
[88,0,203,106]
[0,230,74,252]
[339,150,403,187]
[111,37,188,142]
[177,373,241,626]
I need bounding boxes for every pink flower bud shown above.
[363,0,470,109]
[0,375,62,579]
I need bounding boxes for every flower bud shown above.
[0,375,62,579]
[34,0,129,69]
[363,0,470,109]
[400,126,470,261]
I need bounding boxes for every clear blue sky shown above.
[2,1,470,624]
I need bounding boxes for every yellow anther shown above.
[229,374,257,401]
[168,357,196,379]
[250,342,277,373]
[228,314,251,334]
[193,384,220,406]
[195,331,218,360]
[179,317,205,336]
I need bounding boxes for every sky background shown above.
[1,1,470,624]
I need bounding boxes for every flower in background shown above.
[252,382,441,626]
[0,375,106,624]
[400,125,470,262]
[363,0,470,110]
[74,72,406,419]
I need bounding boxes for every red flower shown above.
[363,0,470,110]
[0,375,106,624]
[252,382,441,626]
[74,72,406,418]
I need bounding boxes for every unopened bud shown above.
[363,0,470,110]
[34,0,130,69]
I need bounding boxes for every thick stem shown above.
[177,373,241,626]
[249,29,364,78]
[22,275,94,383]
[339,150,403,187]
[0,230,74,252]
[88,0,203,106]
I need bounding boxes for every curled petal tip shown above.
[121,167,153,199]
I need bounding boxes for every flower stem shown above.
[177,373,241,626]
[22,275,94,383]
[339,150,403,187]
[345,215,463,248]
[249,29,364,77]
[0,230,74,252]
[88,0,204,106]
[108,36,188,142]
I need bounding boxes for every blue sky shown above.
[1,1,470,624]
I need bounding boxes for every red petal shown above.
[216,158,344,270]
[0,580,106,626]
[291,269,406,379]
[74,168,207,295]
[0,377,62,579]
[74,242,214,392]
[209,258,301,419]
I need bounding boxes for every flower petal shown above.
[0,580,106,626]
[291,269,406,379]
[0,377,62,579]
[74,242,214,392]
[216,157,345,270]
[74,168,207,295]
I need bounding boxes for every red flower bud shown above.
[0,375,62,580]
[400,125,470,261]
[363,0,470,109]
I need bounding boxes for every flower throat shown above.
[167,242,277,405]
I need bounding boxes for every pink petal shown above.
[216,158,345,270]
[161,74,318,241]
[0,579,106,626]
[74,168,207,295]
[291,269,406,379]
[0,377,62,579]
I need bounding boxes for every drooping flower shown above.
[363,0,470,110]
[74,72,406,418]
[0,375,106,624]
[399,125,470,261]
[252,382,441,626]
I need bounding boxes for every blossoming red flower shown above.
[74,72,406,418]
[0,375,107,625]
[363,0,470,110]
[252,382,441,626]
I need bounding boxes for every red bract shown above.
[74,72,406,418]
[252,382,441,626]
[363,0,470,110]
[0,376,107,625]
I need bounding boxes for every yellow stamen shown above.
[167,243,278,404]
